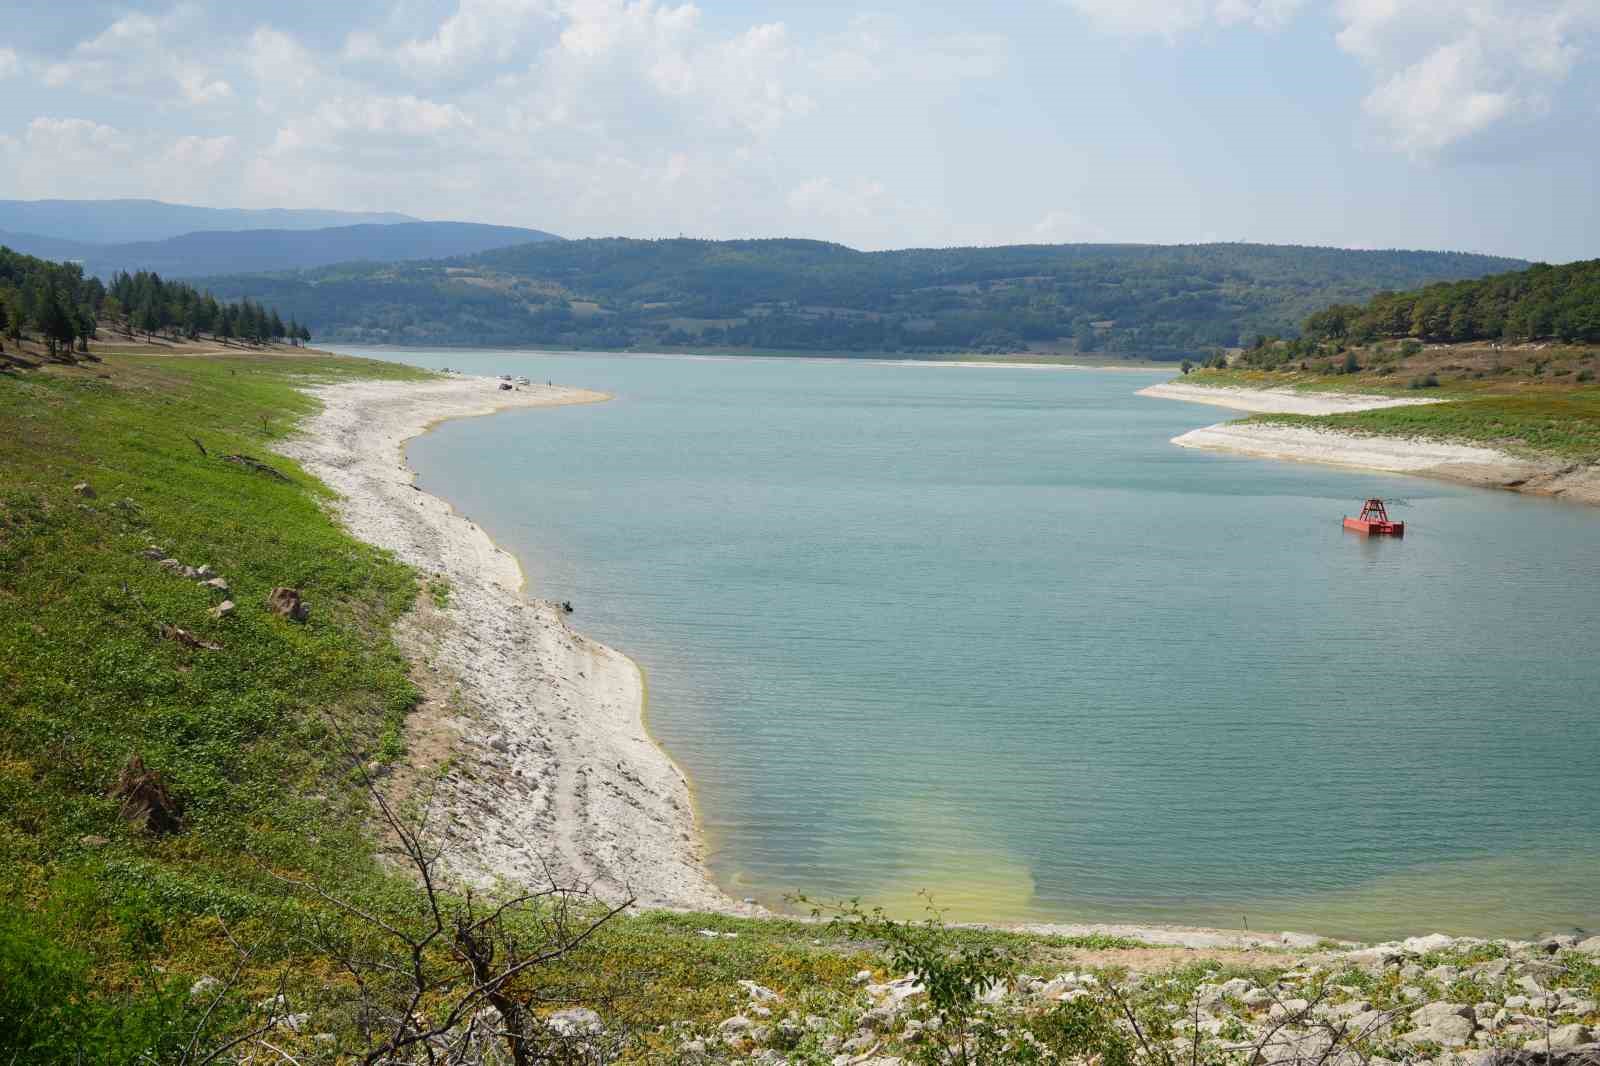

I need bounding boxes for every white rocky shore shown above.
[696,932,1600,1065]
[283,373,743,913]
[1139,381,1600,505]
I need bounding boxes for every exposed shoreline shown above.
[282,373,747,913]
[1140,381,1600,505]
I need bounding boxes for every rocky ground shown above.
[650,932,1600,1065]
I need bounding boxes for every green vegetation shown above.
[1255,391,1600,462]
[196,239,1522,359]
[1,245,303,363]
[1303,258,1600,345]
[1180,259,1600,464]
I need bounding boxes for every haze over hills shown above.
[0,221,563,281]
[197,238,1527,359]
[0,198,417,244]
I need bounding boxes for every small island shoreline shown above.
[1139,381,1600,506]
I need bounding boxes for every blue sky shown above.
[1,1,1595,260]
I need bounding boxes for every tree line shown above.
[105,270,309,346]
[1302,259,1600,346]
[0,245,306,358]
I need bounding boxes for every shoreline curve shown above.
[283,372,750,914]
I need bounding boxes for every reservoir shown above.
[352,347,1600,939]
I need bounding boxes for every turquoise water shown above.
[350,347,1600,939]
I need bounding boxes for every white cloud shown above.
[346,0,554,72]
[38,5,233,109]
[0,48,20,79]
[1064,0,1304,38]
[1334,0,1598,156]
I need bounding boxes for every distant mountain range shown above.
[0,198,418,244]
[0,221,562,280]
[194,238,1529,358]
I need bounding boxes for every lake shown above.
[342,346,1600,940]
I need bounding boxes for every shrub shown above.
[1407,373,1440,389]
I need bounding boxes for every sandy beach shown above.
[1136,380,1443,415]
[1141,380,1600,505]
[283,374,744,912]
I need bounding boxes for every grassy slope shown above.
[1183,342,1600,463]
[0,348,433,1056]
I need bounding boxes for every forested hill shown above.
[196,239,1525,359]
[1303,258,1600,345]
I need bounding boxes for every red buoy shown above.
[1343,498,1404,536]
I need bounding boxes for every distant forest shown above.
[1303,259,1600,345]
[196,239,1525,360]
[0,245,304,357]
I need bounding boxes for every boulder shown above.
[1403,933,1457,954]
[72,482,96,498]
[1268,998,1311,1021]
[546,1007,602,1037]
[1575,936,1600,957]
[209,600,235,620]
[739,980,780,1003]
[267,587,309,622]
[1485,1047,1600,1065]
[1528,1027,1596,1051]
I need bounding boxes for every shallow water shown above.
[349,347,1600,939]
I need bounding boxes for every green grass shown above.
[1178,363,1600,463]
[1251,391,1600,462]
[0,351,437,1056]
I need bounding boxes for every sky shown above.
[0,0,1596,261]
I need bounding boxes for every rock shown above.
[204,577,229,592]
[1415,1002,1477,1027]
[158,622,222,651]
[1404,933,1458,954]
[1347,942,1404,965]
[1516,974,1547,996]
[159,558,186,574]
[282,1012,310,1033]
[858,1006,896,1032]
[547,1007,603,1037]
[78,834,110,848]
[267,587,309,622]
[195,564,213,579]
[1521,1026,1596,1052]
[1269,998,1311,1021]
[1575,936,1600,957]
[1538,935,1579,954]
[208,599,234,619]
[189,975,221,1000]
[141,546,167,560]
[1486,1047,1600,1065]
[72,482,95,498]
[739,979,780,1003]
[1322,999,1373,1020]
[1403,1003,1478,1049]
[719,1015,754,1037]
[1279,930,1324,948]
[1241,987,1275,1008]
[851,969,873,986]
[1473,958,1514,980]
[1347,1010,1398,1038]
